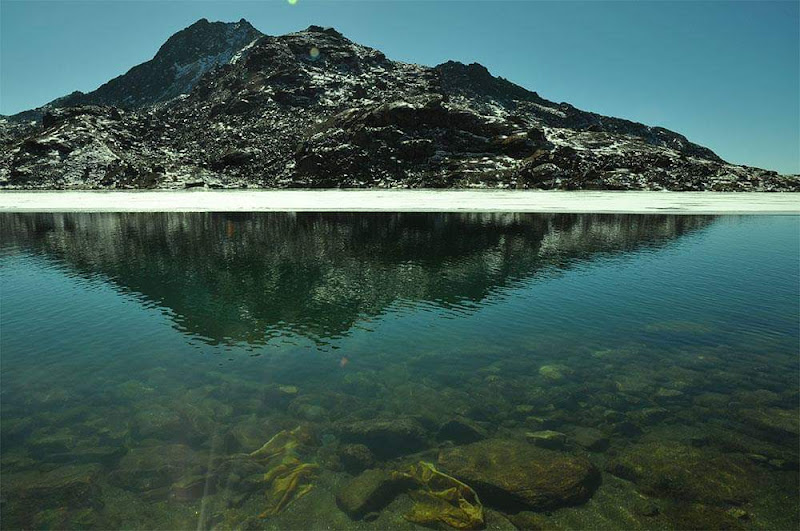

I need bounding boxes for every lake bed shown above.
[1,212,798,530]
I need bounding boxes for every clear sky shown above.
[1,1,798,174]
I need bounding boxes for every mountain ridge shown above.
[1,19,796,191]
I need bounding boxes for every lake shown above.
[1,212,797,530]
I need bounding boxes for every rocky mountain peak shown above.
[303,25,346,38]
[1,20,796,191]
[31,19,263,112]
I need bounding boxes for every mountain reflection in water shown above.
[1,212,715,345]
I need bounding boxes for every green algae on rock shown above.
[400,462,485,530]
[246,426,320,517]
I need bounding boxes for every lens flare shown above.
[309,47,320,60]
[287,0,298,5]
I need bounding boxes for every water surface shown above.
[1,213,798,530]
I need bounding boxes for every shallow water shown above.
[1,213,798,530]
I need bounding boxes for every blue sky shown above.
[1,1,798,174]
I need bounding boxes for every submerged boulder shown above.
[437,416,489,444]
[607,442,764,505]
[438,439,601,512]
[338,443,376,473]
[571,427,610,452]
[525,430,567,450]
[3,463,103,509]
[337,417,427,459]
[737,407,800,442]
[111,444,205,491]
[335,468,411,520]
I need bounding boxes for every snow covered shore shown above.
[0,190,798,214]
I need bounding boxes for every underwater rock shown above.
[1,417,35,448]
[335,468,412,520]
[31,507,99,530]
[737,407,800,441]
[664,502,746,530]
[228,417,276,453]
[0,452,39,472]
[692,392,731,409]
[484,508,517,530]
[607,442,762,505]
[437,416,488,444]
[337,417,427,459]
[614,375,654,395]
[626,407,669,426]
[112,444,205,491]
[514,405,536,416]
[133,406,185,440]
[338,443,375,473]
[631,497,660,517]
[571,427,610,452]
[653,388,685,403]
[263,384,299,410]
[0,464,103,529]
[735,389,781,407]
[179,400,221,437]
[506,511,553,530]
[170,474,216,501]
[727,507,750,521]
[611,420,643,438]
[25,428,76,456]
[523,416,555,431]
[4,464,103,510]
[438,439,601,512]
[342,372,384,398]
[290,402,328,422]
[399,462,485,530]
[538,364,574,382]
[48,445,127,466]
[525,430,567,450]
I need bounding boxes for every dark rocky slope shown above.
[1,20,796,190]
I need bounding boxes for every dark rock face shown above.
[438,439,601,512]
[1,19,797,190]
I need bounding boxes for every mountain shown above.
[1,20,796,191]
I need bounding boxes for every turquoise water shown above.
[1,213,798,530]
